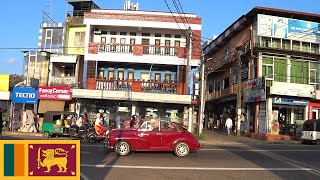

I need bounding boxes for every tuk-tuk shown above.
[301,119,320,144]
[42,111,76,138]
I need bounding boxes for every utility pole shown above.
[198,55,206,135]
[185,27,192,95]
[236,48,242,137]
[186,28,193,133]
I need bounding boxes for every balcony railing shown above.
[89,43,185,58]
[87,78,185,95]
[206,84,241,101]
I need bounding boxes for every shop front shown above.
[11,87,38,131]
[243,77,267,134]
[308,100,320,119]
[37,86,72,131]
[268,82,315,136]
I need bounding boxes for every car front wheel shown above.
[115,141,131,156]
[174,142,190,157]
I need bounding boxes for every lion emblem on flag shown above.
[37,147,69,173]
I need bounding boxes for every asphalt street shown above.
[1,134,320,180]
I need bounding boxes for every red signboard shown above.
[38,86,71,101]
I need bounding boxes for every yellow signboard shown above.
[0,140,80,180]
[0,75,9,91]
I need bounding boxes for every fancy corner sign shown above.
[0,140,80,180]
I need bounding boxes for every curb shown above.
[2,131,43,137]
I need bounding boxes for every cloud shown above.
[6,58,17,64]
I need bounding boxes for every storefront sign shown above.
[0,91,10,100]
[271,82,316,98]
[258,14,320,43]
[272,97,308,106]
[38,86,71,101]
[12,87,38,104]
[243,77,266,102]
[0,74,9,91]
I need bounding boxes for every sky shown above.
[0,0,319,75]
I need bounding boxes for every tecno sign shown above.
[38,86,71,101]
[15,92,36,98]
[12,87,38,104]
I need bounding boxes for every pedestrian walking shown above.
[225,116,233,136]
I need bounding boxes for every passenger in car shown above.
[150,118,159,131]
[168,122,177,131]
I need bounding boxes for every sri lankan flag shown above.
[0,140,80,180]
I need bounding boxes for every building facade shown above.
[203,7,320,136]
[69,1,202,124]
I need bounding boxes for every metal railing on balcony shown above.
[95,79,178,94]
[50,77,77,87]
[142,81,177,94]
[143,46,178,56]
[99,44,133,54]
[96,79,131,91]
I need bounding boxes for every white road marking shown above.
[80,164,313,171]
[80,172,90,180]
[200,149,320,152]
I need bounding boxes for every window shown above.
[272,38,281,48]
[294,108,304,121]
[108,71,114,80]
[101,37,106,44]
[292,41,300,51]
[110,31,117,35]
[302,42,310,52]
[274,58,287,82]
[309,62,320,87]
[101,31,108,34]
[74,32,85,46]
[155,73,161,82]
[110,38,116,52]
[155,39,161,54]
[130,32,136,36]
[129,39,135,52]
[262,57,274,80]
[120,32,127,35]
[118,71,124,80]
[174,41,180,47]
[290,60,309,84]
[262,37,271,47]
[155,33,161,37]
[223,77,229,89]
[165,74,171,82]
[165,40,171,55]
[175,35,181,38]
[165,34,171,38]
[128,71,134,80]
[282,40,290,50]
[142,33,150,36]
[311,43,319,54]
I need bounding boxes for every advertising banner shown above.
[272,97,308,106]
[257,14,320,43]
[38,86,71,101]
[12,87,38,104]
[243,77,266,102]
[0,75,9,91]
[271,82,316,98]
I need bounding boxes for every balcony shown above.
[206,84,240,101]
[71,78,191,104]
[89,43,186,58]
[88,78,183,94]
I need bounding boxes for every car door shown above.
[160,121,180,150]
[135,121,163,151]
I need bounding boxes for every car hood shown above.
[109,129,136,137]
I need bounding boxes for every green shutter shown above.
[274,58,287,82]
[290,61,309,84]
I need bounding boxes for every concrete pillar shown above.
[131,103,137,116]
[304,105,309,121]
[188,105,193,133]
[267,97,273,134]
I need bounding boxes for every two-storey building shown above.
[71,1,202,123]
[203,7,320,136]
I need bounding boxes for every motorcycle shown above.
[69,123,95,140]
[87,123,115,143]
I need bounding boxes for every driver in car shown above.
[150,118,159,131]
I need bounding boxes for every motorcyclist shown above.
[95,113,105,136]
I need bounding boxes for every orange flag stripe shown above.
[14,144,25,176]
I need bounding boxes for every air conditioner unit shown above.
[94,28,101,34]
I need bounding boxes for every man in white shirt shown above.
[225,116,233,136]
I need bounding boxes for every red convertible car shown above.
[104,120,201,157]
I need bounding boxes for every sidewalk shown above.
[199,129,301,145]
[1,131,43,137]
